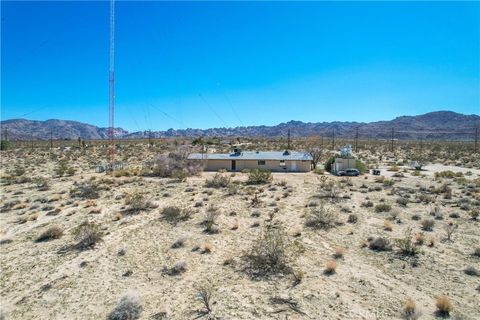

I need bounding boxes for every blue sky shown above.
[1,1,479,131]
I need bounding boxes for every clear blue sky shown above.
[1,1,479,131]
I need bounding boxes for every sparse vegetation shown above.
[242,226,291,277]
[108,294,143,320]
[72,221,103,250]
[36,226,64,242]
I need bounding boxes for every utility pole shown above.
[4,127,7,141]
[390,128,394,152]
[475,126,478,154]
[50,129,53,149]
[108,0,116,166]
[332,129,335,150]
[148,130,152,148]
[419,137,423,154]
[287,129,291,150]
[321,135,323,147]
[355,127,359,153]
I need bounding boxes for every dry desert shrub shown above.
[36,226,63,242]
[205,173,231,188]
[421,219,435,231]
[149,152,202,179]
[435,295,452,316]
[108,293,143,320]
[72,221,103,250]
[247,169,272,185]
[395,229,420,256]
[367,236,392,251]
[464,266,479,276]
[163,260,187,276]
[242,226,291,277]
[124,191,151,213]
[305,202,338,229]
[401,298,422,320]
[70,182,100,199]
[195,282,215,316]
[333,247,345,259]
[383,220,393,231]
[324,260,337,275]
[160,206,192,224]
[375,203,391,213]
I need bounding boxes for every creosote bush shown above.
[375,203,391,213]
[108,294,143,320]
[205,173,231,188]
[242,226,291,277]
[70,182,100,199]
[72,221,103,250]
[160,206,192,224]
[124,191,151,212]
[247,169,272,185]
[305,202,338,229]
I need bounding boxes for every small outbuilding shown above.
[187,148,312,172]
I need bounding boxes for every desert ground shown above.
[0,139,479,320]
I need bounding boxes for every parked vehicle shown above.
[372,169,381,175]
[338,168,360,176]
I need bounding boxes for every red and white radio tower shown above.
[108,0,115,165]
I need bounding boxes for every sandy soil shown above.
[1,147,479,320]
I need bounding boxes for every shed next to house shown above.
[187,148,312,172]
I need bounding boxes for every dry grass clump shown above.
[205,173,231,188]
[383,220,393,231]
[333,247,345,259]
[36,226,63,242]
[401,298,422,320]
[108,293,143,320]
[160,206,191,224]
[324,260,337,275]
[435,295,453,316]
[242,226,291,277]
[72,221,103,250]
[421,219,435,231]
[305,202,338,229]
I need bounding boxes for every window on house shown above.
[258,160,266,165]
[279,160,286,167]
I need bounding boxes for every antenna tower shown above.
[108,0,115,165]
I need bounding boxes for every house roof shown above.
[187,151,313,161]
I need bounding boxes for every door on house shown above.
[291,161,297,172]
[231,160,236,171]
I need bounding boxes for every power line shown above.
[198,93,229,128]
[149,104,185,128]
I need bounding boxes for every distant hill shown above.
[1,111,479,141]
[0,119,127,140]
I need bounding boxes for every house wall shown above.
[202,159,311,172]
[333,158,356,172]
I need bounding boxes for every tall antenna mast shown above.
[108,0,115,165]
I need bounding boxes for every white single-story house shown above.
[187,148,313,172]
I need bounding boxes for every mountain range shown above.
[1,111,479,141]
